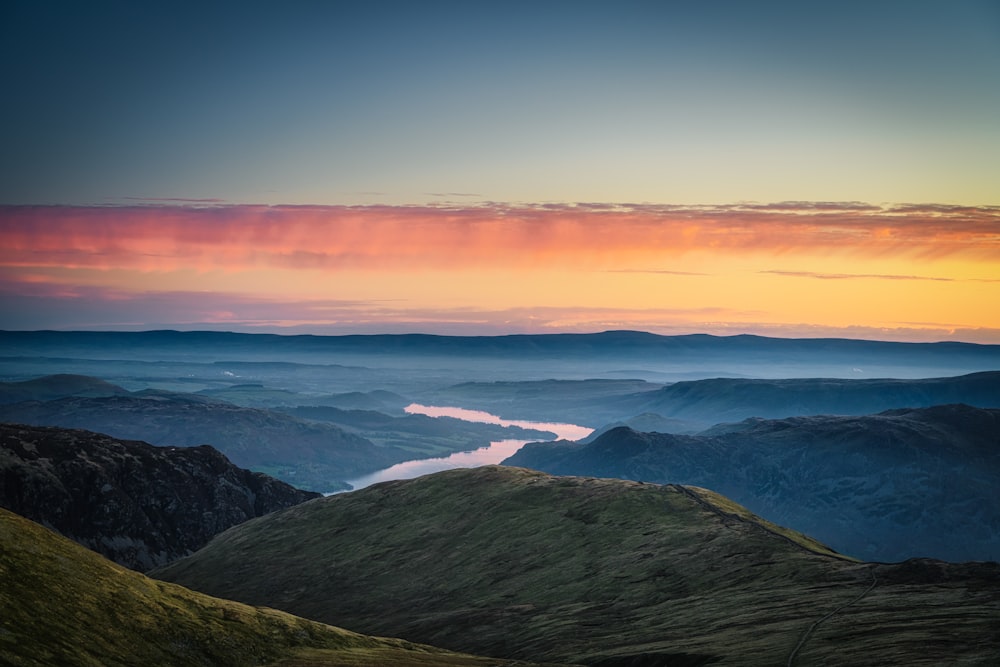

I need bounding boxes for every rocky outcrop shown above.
[0,423,320,571]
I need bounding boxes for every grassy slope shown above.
[154,466,999,665]
[0,507,552,667]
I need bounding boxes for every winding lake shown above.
[343,403,592,490]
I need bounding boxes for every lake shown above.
[343,403,591,490]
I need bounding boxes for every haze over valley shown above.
[3,1,1000,664]
[2,329,999,665]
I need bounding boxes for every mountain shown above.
[0,507,549,667]
[4,329,1000,379]
[153,466,1000,666]
[279,405,555,456]
[197,384,411,412]
[0,373,128,404]
[411,372,1000,429]
[0,376,555,491]
[0,392,396,492]
[580,413,701,441]
[505,404,1000,562]
[426,371,1000,429]
[418,379,663,427]
[613,371,1000,428]
[0,423,319,571]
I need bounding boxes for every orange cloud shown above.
[3,202,998,341]
[1,202,998,274]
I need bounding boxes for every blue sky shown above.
[3,0,998,206]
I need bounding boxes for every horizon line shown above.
[1,327,996,347]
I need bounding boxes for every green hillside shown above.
[0,507,550,667]
[153,466,1000,665]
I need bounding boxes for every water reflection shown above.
[342,404,591,491]
[404,403,593,441]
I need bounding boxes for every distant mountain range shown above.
[505,404,1000,562]
[0,391,388,492]
[4,331,998,664]
[0,423,318,570]
[4,329,1000,379]
[0,507,543,667]
[613,371,1000,427]
[153,466,1000,666]
[0,375,552,491]
[0,373,129,403]
[417,371,1000,428]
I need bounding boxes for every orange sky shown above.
[1,202,998,342]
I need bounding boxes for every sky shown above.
[1,1,998,342]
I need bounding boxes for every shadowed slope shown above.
[506,404,1000,561]
[0,374,128,404]
[0,423,319,570]
[0,378,552,491]
[0,394,389,492]
[623,371,1000,427]
[153,466,1000,665]
[0,508,552,667]
[414,372,1000,429]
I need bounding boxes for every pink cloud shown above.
[760,270,956,282]
[1,201,998,274]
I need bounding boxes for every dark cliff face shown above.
[0,423,320,571]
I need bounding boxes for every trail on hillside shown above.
[786,566,879,666]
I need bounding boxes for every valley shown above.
[7,4,1000,665]
[344,404,591,490]
[2,330,999,665]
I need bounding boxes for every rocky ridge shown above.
[0,423,320,571]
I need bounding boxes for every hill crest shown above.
[150,466,1000,665]
[0,507,546,667]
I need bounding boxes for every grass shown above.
[153,466,999,665]
[0,507,556,667]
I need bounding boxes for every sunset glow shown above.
[1,202,997,341]
[2,2,998,341]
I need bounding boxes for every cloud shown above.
[2,200,997,343]
[606,269,710,276]
[761,270,955,282]
[726,201,883,212]
[116,197,228,203]
[0,280,394,330]
[2,201,997,275]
